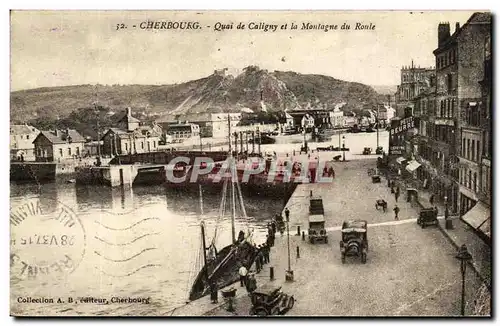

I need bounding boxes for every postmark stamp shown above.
[10,198,86,280]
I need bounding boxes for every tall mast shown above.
[199,185,208,281]
[228,114,236,244]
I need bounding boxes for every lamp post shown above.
[445,194,453,229]
[284,207,294,281]
[455,244,472,316]
[342,136,346,162]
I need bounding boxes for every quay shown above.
[165,158,490,316]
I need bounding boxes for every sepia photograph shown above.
[9,10,492,317]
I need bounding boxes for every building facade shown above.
[452,13,492,240]
[33,129,86,162]
[330,108,345,128]
[157,112,242,138]
[394,62,435,117]
[102,108,162,156]
[10,124,40,161]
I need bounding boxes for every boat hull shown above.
[189,242,258,301]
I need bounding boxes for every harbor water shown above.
[10,182,284,316]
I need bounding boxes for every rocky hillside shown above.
[11,66,381,123]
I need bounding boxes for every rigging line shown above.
[185,230,202,300]
[213,176,228,245]
[234,166,248,219]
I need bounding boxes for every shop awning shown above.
[462,201,490,238]
[396,157,406,164]
[405,160,421,172]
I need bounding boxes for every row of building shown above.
[12,101,398,163]
[392,12,491,241]
[10,108,164,162]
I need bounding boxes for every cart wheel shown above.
[253,307,268,316]
[341,254,346,264]
[287,296,295,310]
[270,306,280,316]
[361,253,367,264]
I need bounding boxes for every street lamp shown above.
[445,195,453,229]
[342,136,346,162]
[284,207,294,282]
[455,244,472,316]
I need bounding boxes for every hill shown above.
[11,66,382,124]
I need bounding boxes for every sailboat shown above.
[188,116,259,302]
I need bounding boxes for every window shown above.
[447,74,453,92]
[26,135,29,140]
[467,139,470,160]
[141,142,144,149]
[471,140,475,161]
[476,140,481,161]
[59,148,63,157]
[462,138,466,157]
[76,147,80,156]
[125,143,128,151]
[468,170,472,189]
[68,148,71,156]
[473,172,478,192]
[444,55,448,66]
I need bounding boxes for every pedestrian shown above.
[271,221,277,235]
[209,279,218,304]
[238,230,245,243]
[259,247,265,266]
[265,244,271,263]
[255,248,262,273]
[393,205,400,220]
[429,194,435,205]
[262,244,269,264]
[247,274,257,294]
[238,265,248,287]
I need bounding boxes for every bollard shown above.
[297,225,301,236]
[270,267,275,280]
[302,231,305,241]
[296,246,300,258]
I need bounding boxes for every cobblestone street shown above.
[205,158,489,316]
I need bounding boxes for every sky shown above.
[10,10,477,91]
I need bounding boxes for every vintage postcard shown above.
[10,10,491,317]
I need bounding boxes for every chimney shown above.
[126,107,132,117]
[438,22,450,47]
[54,130,58,137]
[66,128,70,135]
[455,22,460,33]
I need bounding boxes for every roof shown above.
[253,284,282,296]
[342,220,367,230]
[309,214,325,223]
[103,125,161,139]
[434,12,491,54]
[10,124,39,135]
[36,129,85,144]
[113,111,141,124]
